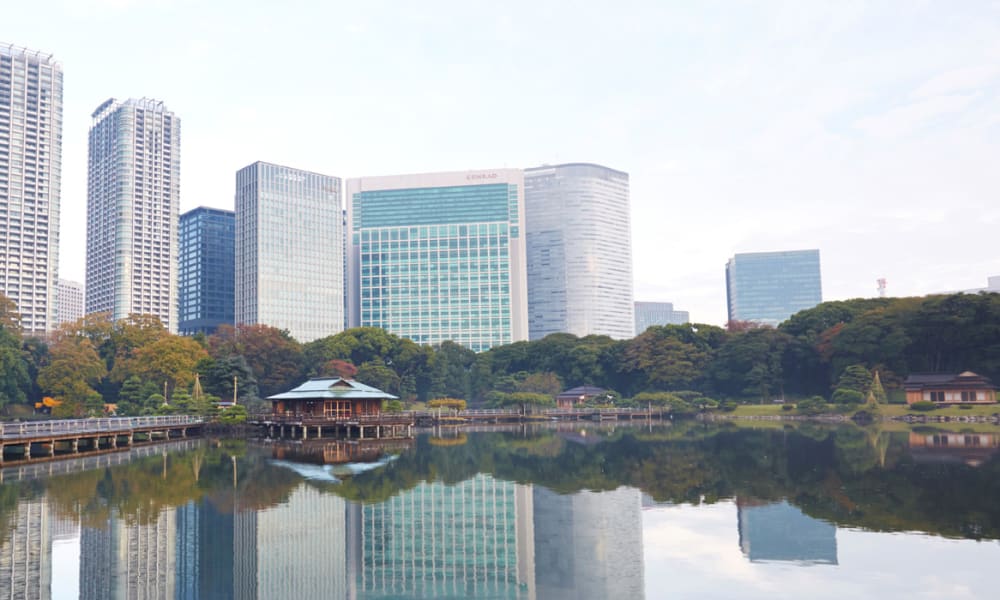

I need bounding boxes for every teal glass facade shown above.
[349,175,526,352]
[726,250,822,326]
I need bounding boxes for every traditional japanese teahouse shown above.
[556,385,610,409]
[268,377,398,419]
[903,371,997,405]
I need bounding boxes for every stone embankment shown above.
[701,413,1000,424]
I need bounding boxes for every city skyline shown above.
[3,2,1000,325]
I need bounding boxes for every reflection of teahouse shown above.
[903,372,997,405]
[268,377,397,418]
[908,432,1000,468]
[556,386,609,409]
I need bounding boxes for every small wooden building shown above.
[268,378,398,418]
[556,386,610,409]
[903,371,997,405]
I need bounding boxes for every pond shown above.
[2,422,999,599]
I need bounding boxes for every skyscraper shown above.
[524,163,633,340]
[634,301,689,335]
[179,207,234,335]
[86,98,180,331]
[235,161,342,343]
[0,44,63,334]
[346,169,528,351]
[725,249,822,326]
[55,278,83,326]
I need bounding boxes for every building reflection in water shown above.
[1,472,646,599]
[736,498,838,565]
[533,486,644,600]
[908,432,1000,467]
[0,494,51,599]
[348,473,533,599]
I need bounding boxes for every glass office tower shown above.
[725,249,822,326]
[346,170,528,351]
[235,161,343,343]
[524,163,633,340]
[179,207,234,335]
[0,44,63,334]
[634,301,689,335]
[86,98,180,331]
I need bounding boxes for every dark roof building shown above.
[556,386,610,409]
[903,371,996,405]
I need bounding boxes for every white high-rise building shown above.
[524,163,633,340]
[86,98,180,331]
[235,161,343,343]
[55,278,83,326]
[0,44,63,334]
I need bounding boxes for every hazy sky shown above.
[4,0,999,325]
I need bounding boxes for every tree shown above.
[870,371,887,404]
[836,364,872,395]
[707,328,795,401]
[516,372,562,396]
[321,359,358,379]
[126,336,208,400]
[209,324,303,396]
[0,328,30,408]
[0,292,21,332]
[487,391,554,414]
[355,361,401,396]
[37,335,107,407]
[198,355,259,404]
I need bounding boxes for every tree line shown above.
[1,291,998,416]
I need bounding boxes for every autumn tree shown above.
[209,324,303,397]
[37,335,107,415]
[516,372,562,397]
[127,336,209,400]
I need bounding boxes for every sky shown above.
[4,0,1000,325]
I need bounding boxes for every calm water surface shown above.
[2,422,1000,599]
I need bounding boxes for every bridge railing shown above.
[0,415,204,441]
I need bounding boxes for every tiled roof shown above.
[557,386,608,399]
[268,378,398,401]
[903,372,995,390]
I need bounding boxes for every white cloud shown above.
[855,93,979,138]
[912,64,1000,98]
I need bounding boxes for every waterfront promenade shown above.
[0,415,203,462]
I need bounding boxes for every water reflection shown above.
[736,499,837,565]
[1,424,999,598]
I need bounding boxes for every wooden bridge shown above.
[251,406,667,440]
[0,416,204,463]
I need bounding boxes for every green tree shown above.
[870,371,887,404]
[487,391,554,414]
[516,372,562,396]
[0,328,30,408]
[836,364,872,395]
[198,355,259,404]
[209,324,303,397]
[355,361,402,396]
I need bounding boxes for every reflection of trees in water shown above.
[8,424,1000,541]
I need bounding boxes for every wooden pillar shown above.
[302,426,308,440]
[71,439,79,453]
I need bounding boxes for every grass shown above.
[725,402,1000,420]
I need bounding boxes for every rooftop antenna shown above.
[877,278,887,298]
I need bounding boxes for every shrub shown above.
[910,401,937,412]
[384,399,404,413]
[428,398,466,411]
[781,403,795,411]
[721,400,739,412]
[796,396,827,415]
[831,388,865,405]
[959,403,974,410]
